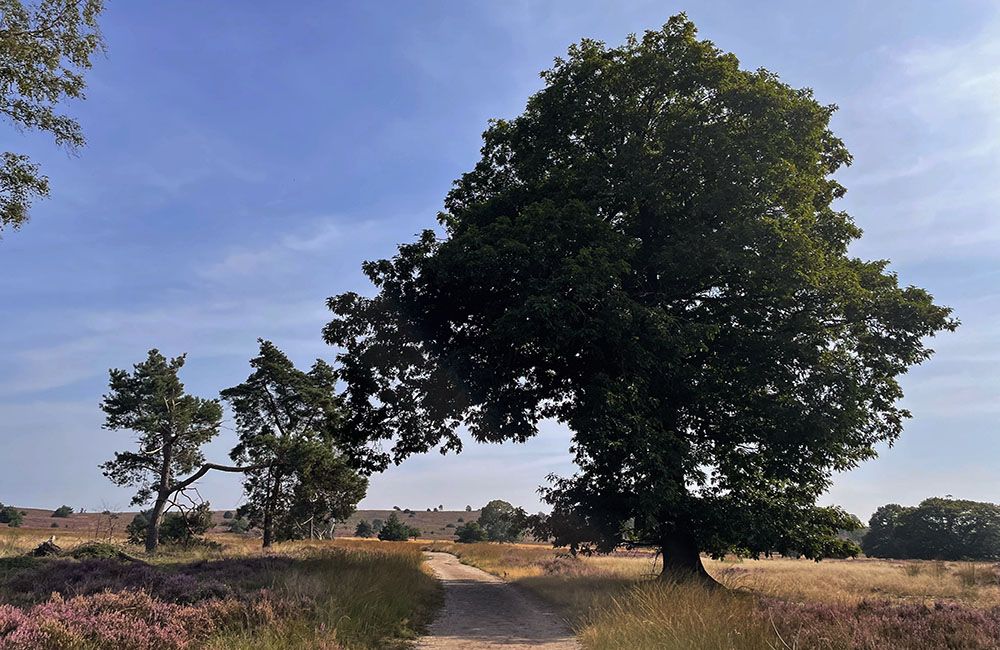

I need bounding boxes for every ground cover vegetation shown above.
[0,530,440,649]
[426,541,1000,649]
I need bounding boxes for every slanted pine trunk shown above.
[660,531,718,585]
[145,439,174,554]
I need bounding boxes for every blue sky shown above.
[1,1,997,520]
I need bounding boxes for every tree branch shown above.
[171,462,271,493]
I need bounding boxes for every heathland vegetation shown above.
[1,4,994,649]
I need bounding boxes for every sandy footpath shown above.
[416,551,580,649]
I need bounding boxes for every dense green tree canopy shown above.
[478,499,528,543]
[224,340,367,546]
[863,498,1000,561]
[0,0,104,232]
[325,16,955,577]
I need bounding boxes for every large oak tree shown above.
[324,16,955,578]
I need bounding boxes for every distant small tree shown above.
[465,506,472,512]
[479,500,527,543]
[393,506,401,511]
[0,505,24,527]
[407,525,421,539]
[438,505,444,511]
[378,512,414,541]
[51,505,73,518]
[226,517,250,534]
[355,520,373,538]
[372,518,384,533]
[427,508,432,512]
[222,511,233,519]
[457,517,464,523]
[455,521,486,543]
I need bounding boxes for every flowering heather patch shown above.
[0,588,291,650]
[0,556,295,607]
[765,598,1000,650]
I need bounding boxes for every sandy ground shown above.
[417,552,579,649]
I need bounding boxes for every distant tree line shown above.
[863,497,1000,561]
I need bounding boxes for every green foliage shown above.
[324,15,955,574]
[355,519,374,538]
[478,500,527,542]
[50,505,73,518]
[223,340,367,546]
[68,541,126,560]
[0,0,104,232]
[863,498,1000,560]
[455,521,487,543]
[101,350,222,508]
[377,512,418,541]
[100,350,226,553]
[0,505,24,527]
[225,516,250,534]
[371,518,384,533]
[126,503,213,547]
[222,510,233,519]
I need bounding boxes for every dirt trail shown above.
[417,552,580,649]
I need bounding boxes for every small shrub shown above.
[222,511,233,520]
[51,505,74,518]
[455,522,487,543]
[355,520,373,538]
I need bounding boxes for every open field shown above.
[6,525,1000,649]
[425,542,1000,649]
[0,528,441,649]
[9,507,480,541]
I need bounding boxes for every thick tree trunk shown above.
[660,531,718,585]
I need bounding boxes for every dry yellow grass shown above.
[423,541,1000,649]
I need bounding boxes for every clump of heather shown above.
[0,588,292,650]
[0,556,294,607]
[764,598,1000,649]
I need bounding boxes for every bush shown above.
[222,511,233,519]
[378,513,416,541]
[355,520,374,538]
[127,503,214,547]
[455,521,487,543]
[0,505,24,527]
[225,517,250,534]
[372,519,384,533]
[51,505,74,518]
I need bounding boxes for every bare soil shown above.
[418,551,579,649]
